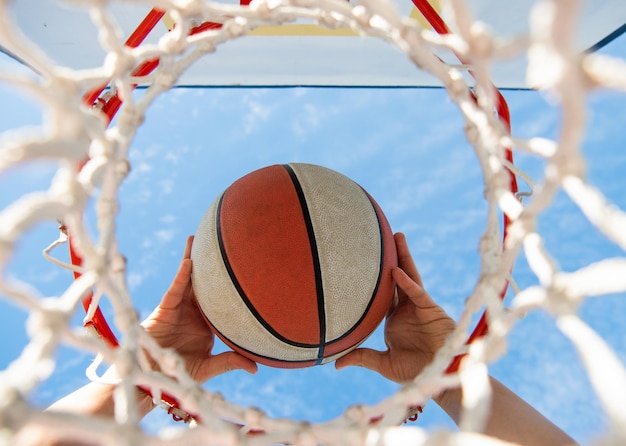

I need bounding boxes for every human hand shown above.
[335,232,455,384]
[142,236,257,382]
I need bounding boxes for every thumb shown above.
[335,347,386,373]
[159,259,192,309]
[204,351,258,380]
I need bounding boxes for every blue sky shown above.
[1,24,626,445]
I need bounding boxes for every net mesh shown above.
[1,0,626,444]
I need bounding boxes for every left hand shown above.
[142,236,258,382]
[335,232,455,384]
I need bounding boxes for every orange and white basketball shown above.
[191,163,397,368]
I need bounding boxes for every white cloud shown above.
[29,268,61,285]
[291,103,323,138]
[164,151,180,164]
[292,88,307,99]
[127,271,145,290]
[243,100,271,135]
[159,178,174,195]
[154,229,176,244]
[135,162,152,173]
[135,188,153,203]
[160,214,177,224]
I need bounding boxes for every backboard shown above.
[2,0,626,89]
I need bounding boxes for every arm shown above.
[336,232,575,446]
[44,372,154,421]
[17,236,256,444]
[435,376,575,446]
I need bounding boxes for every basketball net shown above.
[1,0,626,444]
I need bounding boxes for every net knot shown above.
[224,17,249,38]
[167,404,193,423]
[404,405,423,423]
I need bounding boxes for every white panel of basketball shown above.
[290,163,382,342]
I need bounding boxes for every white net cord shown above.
[0,0,625,444]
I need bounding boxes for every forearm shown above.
[46,381,155,419]
[15,377,155,446]
[434,376,576,446]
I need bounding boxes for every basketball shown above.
[190,163,397,368]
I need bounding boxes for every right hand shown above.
[335,232,455,384]
[142,236,257,383]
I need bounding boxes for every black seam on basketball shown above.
[282,164,326,365]
[205,314,319,365]
[216,191,319,349]
[325,189,385,350]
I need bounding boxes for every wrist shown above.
[433,385,462,422]
[102,365,157,414]
[136,385,157,411]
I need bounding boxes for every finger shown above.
[334,347,386,373]
[392,267,437,309]
[386,288,399,318]
[160,258,192,309]
[205,352,258,380]
[394,233,423,288]
[183,235,194,260]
